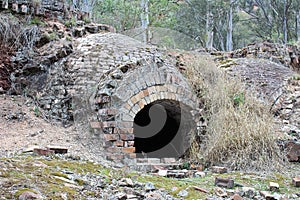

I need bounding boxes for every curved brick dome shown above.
[67,33,201,168]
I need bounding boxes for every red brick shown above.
[143,89,149,96]
[215,177,234,189]
[130,96,139,104]
[231,194,243,200]
[96,96,110,104]
[127,141,134,147]
[123,147,135,153]
[106,147,121,153]
[292,177,300,187]
[101,121,116,128]
[212,166,228,174]
[138,100,145,109]
[90,121,101,129]
[115,128,134,134]
[103,134,118,141]
[118,122,133,128]
[47,146,68,154]
[98,108,118,115]
[137,91,144,100]
[124,103,131,110]
[269,182,279,192]
[129,153,136,158]
[114,140,124,147]
[33,148,54,156]
[107,154,124,161]
[120,134,134,141]
[285,141,300,162]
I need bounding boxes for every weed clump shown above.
[184,53,285,171]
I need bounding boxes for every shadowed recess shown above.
[133,100,193,158]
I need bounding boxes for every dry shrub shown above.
[184,53,285,171]
[0,15,39,50]
[0,15,39,92]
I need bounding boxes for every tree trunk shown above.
[141,0,150,44]
[206,0,214,50]
[283,0,288,44]
[226,0,234,51]
[296,10,300,42]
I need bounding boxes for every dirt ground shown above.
[0,94,109,165]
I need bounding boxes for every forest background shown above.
[69,0,300,51]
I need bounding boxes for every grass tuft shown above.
[184,53,285,171]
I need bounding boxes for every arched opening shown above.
[133,99,195,158]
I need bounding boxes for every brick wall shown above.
[1,0,67,17]
[66,33,201,168]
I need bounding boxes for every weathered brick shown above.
[148,86,156,94]
[137,91,145,100]
[146,158,161,164]
[101,121,116,128]
[96,95,111,104]
[115,128,134,134]
[90,121,101,129]
[103,127,114,134]
[292,177,300,187]
[215,177,234,189]
[120,133,134,141]
[114,140,124,147]
[118,122,133,128]
[153,72,161,84]
[12,3,18,12]
[149,94,155,102]
[212,166,228,174]
[33,148,54,156]
[138,100,145,109]
[124,103,131,111]
[123,147,135,153]
[136,158,149,163]
[2,0,8,9]
[107,154,124,161]
[166,84,177,93]
[131,104,140,114]
[128,153,136,158]
[127,141,135,147]
[130,96,139,104]
[285,141,300,162]
[143,89,149,97]
[144,96,151,104]
[21,5,28,13]
[161,158,177,163]
[269,182,279,191]
[103,134,118,141]
[106,147,122,153]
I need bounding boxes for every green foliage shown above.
[30,17,45,26]
[64,17,76,28]
[92,0,141,32]
[233,92,245,107]
[33,106,40,117]
[91,0,178,32]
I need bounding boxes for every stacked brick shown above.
[1,0,66,16]
[66,33,200,167]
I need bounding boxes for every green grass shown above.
[0,155,298,199]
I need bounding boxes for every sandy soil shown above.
[0,94,108,165]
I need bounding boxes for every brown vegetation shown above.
[0,15,39,93]
[184,53,285,171]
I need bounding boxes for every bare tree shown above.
[206,0,214,50]
[141,0,150,44]
[226,0,235,51]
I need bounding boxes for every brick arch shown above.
[90,58,201,167]
[120,85,197,121]
[72,33,202,167]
